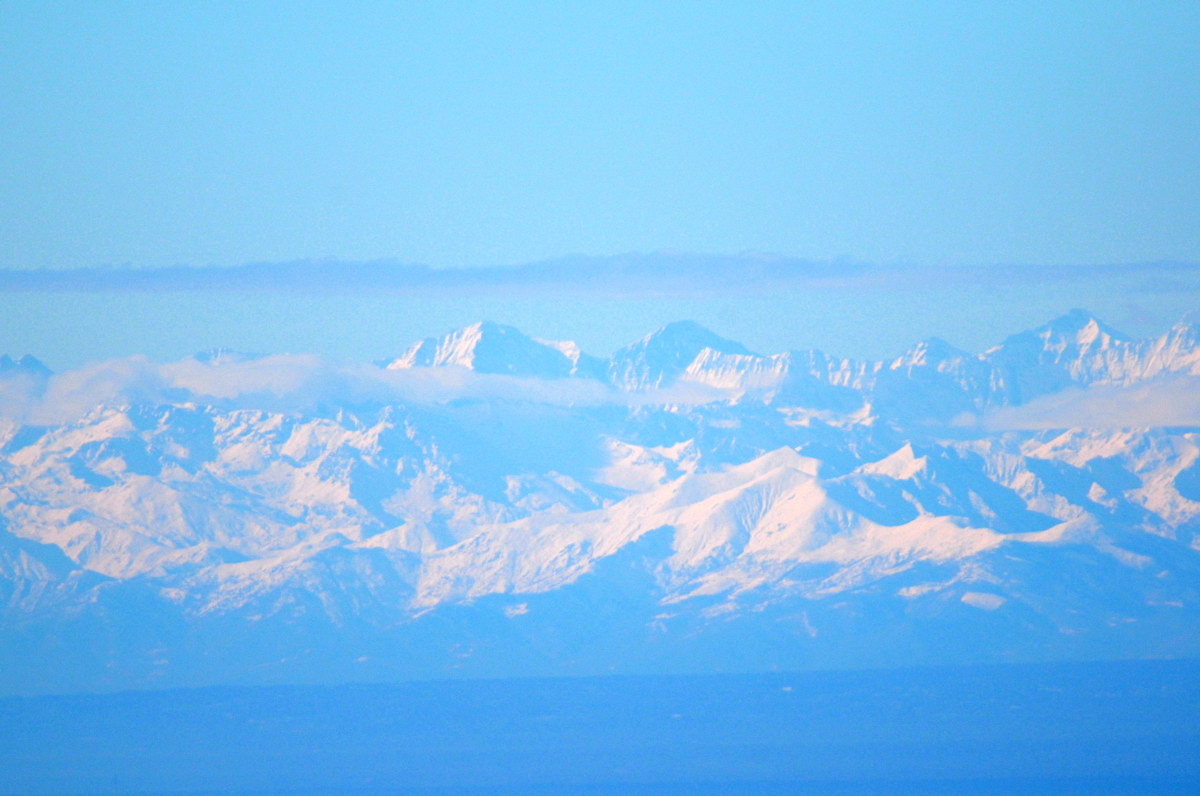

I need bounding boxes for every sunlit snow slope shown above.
[2,311,1200,692]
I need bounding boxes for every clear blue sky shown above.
[1,3,1199,369]
[2,2,1197,270]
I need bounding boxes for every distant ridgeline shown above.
[2,310,1200,693]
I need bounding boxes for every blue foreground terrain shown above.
[2,659,1198,795]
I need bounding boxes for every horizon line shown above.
[1,253,1197,293]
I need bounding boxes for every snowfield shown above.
[2,310,1200,691]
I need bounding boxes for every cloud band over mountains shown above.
[0,355,736,426]
[971,377,1200,432]
[5,356,1200,432]
[2,255,1197,297]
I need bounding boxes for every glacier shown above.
[1,310,1200,693]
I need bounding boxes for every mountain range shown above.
[2,310,1199,694]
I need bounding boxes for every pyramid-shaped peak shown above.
[895,337,970,366]
[461,320,521,337]
[1143,312,1200,358]
[1039,309,1129,342]
[609,321,753,390]
[386,321,589,379]
[989,310,1129,361]
[426,320,528,350]
[0,354,51,377]
[915,336,959,353]
[637,321,752,355]
[980,310,1139,404]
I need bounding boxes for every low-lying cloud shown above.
[969,377,1200,431]
[7,352,1200,431]
[0,354,735,425]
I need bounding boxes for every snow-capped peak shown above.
[385,321,595,379]
[6,309,1200,692]
[982,311,1135,403]
[608,321,753,390]
[889,338,972,370]
[1038,309,1127,354]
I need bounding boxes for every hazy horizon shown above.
[3,5,1200,791]
[3,254,1200,371]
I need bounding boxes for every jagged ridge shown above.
[2,310,1200,691]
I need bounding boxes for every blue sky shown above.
[1,3,1198,367]
[3,2,1197,270]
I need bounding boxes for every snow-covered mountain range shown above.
[2,310,1200,693]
